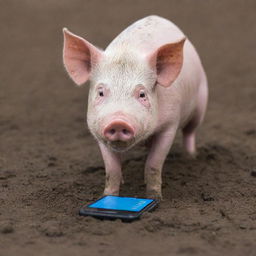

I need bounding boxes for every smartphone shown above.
[79,195,158,221]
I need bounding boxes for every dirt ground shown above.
[0,1,256,255]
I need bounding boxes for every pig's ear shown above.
[149,38,186,87]
[63,28,102,85]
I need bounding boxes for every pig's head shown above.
[63,28,185,152]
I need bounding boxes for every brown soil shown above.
[0,1,256,255]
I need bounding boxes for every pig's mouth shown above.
[105,139,135,152]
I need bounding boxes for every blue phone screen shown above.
[88,196,153,212]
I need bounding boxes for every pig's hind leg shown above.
[182,118,197,156]
[182,81,208,156]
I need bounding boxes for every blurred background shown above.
[0,1,255,255]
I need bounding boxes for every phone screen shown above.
[88,195,153,212]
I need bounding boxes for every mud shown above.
[0,1,256,255]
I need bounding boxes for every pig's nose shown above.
[104,121,135,142]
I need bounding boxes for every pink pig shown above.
[63,16,208,199]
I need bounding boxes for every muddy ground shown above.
[0,1,256,255]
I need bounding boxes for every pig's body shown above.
[63,15,208,199]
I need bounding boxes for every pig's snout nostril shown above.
[104,121,135,142]
[122,129,128,135]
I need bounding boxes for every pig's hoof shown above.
[146,190,162,201]
[185,150,198,159]
[103,190,119,196]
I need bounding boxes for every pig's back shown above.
[106,15,185,56]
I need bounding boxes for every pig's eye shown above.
[98,88,104,97]
[135,87,150,108]
[139,90,146,98]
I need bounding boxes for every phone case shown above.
[79,196,158,221]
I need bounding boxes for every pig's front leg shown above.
[145,127,177,200]
[99,142,122,196]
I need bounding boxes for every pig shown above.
[62,15,208,199]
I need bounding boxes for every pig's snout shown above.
[103,120,135,142]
